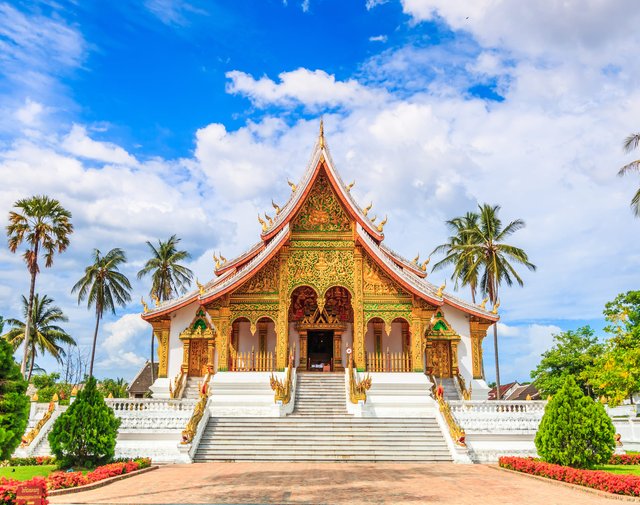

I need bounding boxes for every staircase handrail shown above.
[348,352,371,404]
[455,373,472,400]
[20,398,57,447]
[170,369,187,399]
[433,382,466,446]
[181,381,211,444]
[270,344,295,404]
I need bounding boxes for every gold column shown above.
[469,320,491,379]
[181,339,190,373]
[258,320,268,353]
[411,300,436,373]
[451,340,459,375]
[299,330,308,370]
[208,297,231,372]
[333,330,343,370]
[151,319,170,378]
[276,247,290,371]
[353,246,365,371]
[402,321,410,355]
[206,338,215,373]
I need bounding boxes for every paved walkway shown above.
[50,463,611,505]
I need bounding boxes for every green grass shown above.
[0,465,57,481]
[595,464,640,476]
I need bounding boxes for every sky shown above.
[0,0,639,383]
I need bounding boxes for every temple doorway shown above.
[307,330,334,371]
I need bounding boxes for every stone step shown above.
[194,453,452,462]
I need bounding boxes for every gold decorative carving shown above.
[276,246,290,370]
[469,319,492,379]
[237,257,279,294]
[353,247,365,370]
[292,170,351,233]
[151,319,171,378]
[363,255,406,296]
[288,248,354,296]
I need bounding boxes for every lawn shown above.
[0,465,57,481]
[595,464,640,476]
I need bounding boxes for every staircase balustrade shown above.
[433,384,466,446]
[348,352,371,403]
[20,399,57,447]
[366,349,412,372]
[448,400,546,433]
[181,382,211,444]
[170,369,187,399]
[269,346,295,404]
[455,374,472,400]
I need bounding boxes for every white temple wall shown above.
[364,321,403,355]
[167,301,200,379]
[442,306,473,383]
[236,321,257,353]
[288,323,300,366]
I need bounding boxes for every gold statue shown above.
[272,200,281,215]
[196,279,205,296]
[421,257,430,271]
[141,296,149,313]
[288,179,297,192]
[363,202,372,216]
[213,252,221,269]
[412,253,420,265]
[436,281,446,298]
[220,254,227,264]
[480,297,489,309]
[492,299,500,314]
[264,213,273,226]
[370,215,377,223]
[346,181,355,192]
[258,214,267,232]
[151,294,160,307]
[376,215,387,232]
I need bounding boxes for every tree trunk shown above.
[21,254,39,378]
[493,322,501,400]
[150,329,156,383]
[88,312,101,378]
[27,349,35,381]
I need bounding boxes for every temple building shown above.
[141,123,499,402]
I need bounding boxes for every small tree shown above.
[48,376,121,468]
[0,337,29,459]
[535,375,615,468]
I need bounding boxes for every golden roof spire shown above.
[319,117,325,149]
[376,215,387,233]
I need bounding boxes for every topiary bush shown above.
[48,376,120,468]
[535,375,615,468]
[0,338,29,460]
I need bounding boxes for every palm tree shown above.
[457,204,536,398]
[72,248,132,378]
[431,212,481,303]
[6,196,73,377]
[3,294,76,380]
[137,235,193,382]
[619,133,640,217]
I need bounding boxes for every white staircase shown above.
[181,378,202,400]
[194,371,451,462]
[437,378,461,402]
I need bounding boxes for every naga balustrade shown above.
[106,398,197,430]
[230,348,274,372]
[348,352,371,403]
[448,400,546,433]
[366,349,412,372]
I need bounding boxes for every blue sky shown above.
[1,0,639,383]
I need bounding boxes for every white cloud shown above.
[301,0,310,13]
[14,98,44,126]
[62,125,138,166]
[366,0,389,9]
[144,0,205,26]
[369,35,388,43]
[225,68,383,109]
[98,314,148,372]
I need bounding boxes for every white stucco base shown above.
[149,378,171,399]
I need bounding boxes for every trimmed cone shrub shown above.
[0,338,29,460]
[535,375,615,468]
[48,377,121,468]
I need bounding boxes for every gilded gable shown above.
[236,257,279,294]
[363,254,407,296]
[292,170,351,233]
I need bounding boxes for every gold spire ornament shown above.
[213,252,221,269]
[319,118,325,149]
[196,279,205,296]
[376,215,387,233]
[421,258,430,271]
[480,297,489,309]
[272,200,281,215]
[363,202,372,216]
[436,281,446,298]
[492,299,501,314]
[288,180,297,192]
[412,253,420,265]
[151,294,160,307]
[346,181,355,192]
[264,213,273,226]
[220,254,227,264]
[258,214,267,232]
[370,215,377,223]
[141,296,149,313]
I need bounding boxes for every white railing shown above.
[448,400,546,433]
[106,398,197,430]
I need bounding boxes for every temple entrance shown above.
[188,339,208,377]
[307,330,334,371]
[431,340,452,378]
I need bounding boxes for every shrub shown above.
[610,454,640,465]
[48,377,121,468]
[499,456,640,496]
[535,375,615,468]
[0,338,29,460]
[6,456,56,466]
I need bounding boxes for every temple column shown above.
[451,340,459,376]
[181,339,190,373]
[151,319,170,378]
[298,329,308,370]
[353,247,365,371]
[206,338,215,373]
[207,296,231,372]
[469,320,491,379]
[411,301,437,373]
[276,246,290,371]
[333,330,343,370]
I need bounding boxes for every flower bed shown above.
[0,458,150,503]
[499,456,640,496]
[2,456,56,467]
[610,454,640,465]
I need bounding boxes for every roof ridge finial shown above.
[319,117,325,149]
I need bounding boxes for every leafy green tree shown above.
[30,372,73,403]
[48,376,121,468]
[0,337,29,459]
[3,294,76,380]
[99,378,129,398]
[433,204,536,398]
[6,195,73,377]
[431,212,480,302]
[535,375,615,468]
[137,235,193,383]
[619,134,640,216]
[586,291,640,405]
[72,248,132,378]
[531,326,603,397]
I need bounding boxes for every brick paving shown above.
[50,462,612,505]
